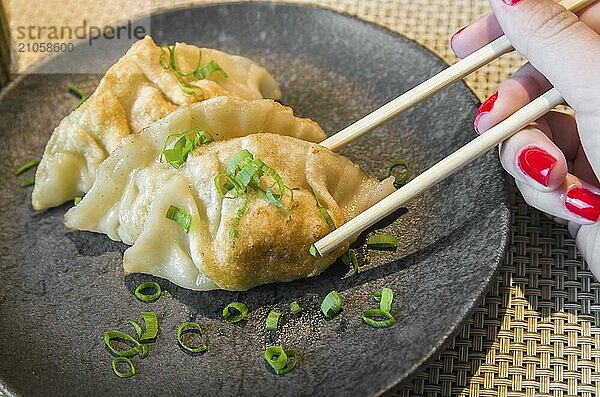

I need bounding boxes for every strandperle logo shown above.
[14,20,147,46]
[7,0,152,74]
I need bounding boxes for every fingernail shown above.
[565,187,600,222]
[517,146,557,187]
[503,0,523,5]
[474,91,498,133]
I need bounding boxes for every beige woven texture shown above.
[5,1,600,396]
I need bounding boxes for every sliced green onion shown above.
[20,177,35,187]
[319,208,336,231]
[361,309,396,328]
[387,160,410,187]
[222,302,248,323]
[373,291,382,302]
[321,291,342,319]
[229,194,252,238]
[161,129,214,169]
[111,357,135,378]
[127,320,143,339]
[379,288,394,313]
[177,321,208,353]
[194,60,228,79]
[366,234,398,251]
[73,196,83,205]
[138,312,158,342]
[290,301,302,315]
[103,330,146,357]
[341,250,359,275]
[134,281,161,302]
[15,159,40,176]
[226,149,254,174]
[309,244,322,258]
[166,205,192,233]
[266,311,281,332]
[67,84,87,108]
[180,82,204,97]
[264,346,297,375]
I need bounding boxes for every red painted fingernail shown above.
[503,0,523,5]
[474,91,498,133]
[517,147,557,187]
[565,187,600,221]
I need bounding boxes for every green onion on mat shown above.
[177,321,208,353]
[321,291,343,319]
[134,282,161,302]
[222,302,248,323]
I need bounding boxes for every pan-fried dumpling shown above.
[65,133,395,291]
[32,36,281,210]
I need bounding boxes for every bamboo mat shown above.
[2,1,599,396]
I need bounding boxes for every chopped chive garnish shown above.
[379,288,394,313]
[193,60,228,79]
[229,194,253,238]
[222,302,248,323]
[15,160,40,176]
[103,330,147,357]
[290,301,302,315]
[215,150,293,238]
[318,207,336,231]
[341,249,359,275]
[180,82,204,97]
[266,311,281,332]
[366,234,398,251]
[361,309,396,328]
[137,312,158,342]
[73,196,83,205]
[177,321,208,353]
[264,346,297,375]
[321,291,342,319]
[161,128,214,169]
[165,205,192,233]
[67,84,87,108]
[134,281,161,302]
[387,160,410,188]
[309,244,322,258]
[127,320,143,339]
[373,291,382,302]
[111,357,136,378]
[20,177,35,187]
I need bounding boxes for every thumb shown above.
[490,0,600,178]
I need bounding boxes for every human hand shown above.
[450,0,600,271]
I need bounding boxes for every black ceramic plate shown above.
[0,3,510,396]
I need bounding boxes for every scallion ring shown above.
[15,160,40,176]
[222,302,248,323]
[366,233,398,251]
[134,281,161,302]
[379,288,394,313]
[127,320,143,339]
[103,330,146,357]
[177,321,208,353]
[67,84,87,108]
[138,312,158,342]
[266,311,281,332]
[165,205,192,233]
[111,357,136,378]
[320,291,342,319]
[290,301,302,315]
[361,309,396,328]
[20,178,34,187]
[387,160,410,187]
[373,291,382,302]
[264,346,297,375]
[341,250,359,275]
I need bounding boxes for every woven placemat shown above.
[2,1,599,396]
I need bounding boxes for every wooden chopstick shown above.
[313,88,564,256]
[319,0,595,152]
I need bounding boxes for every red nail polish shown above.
[565,187,600,222]
[503,0,523,5]
[474,91,498,133]
[517,147,557,187]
